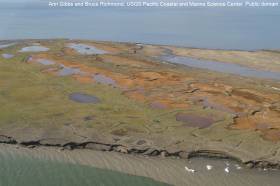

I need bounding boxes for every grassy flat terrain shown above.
[0,39,280,165]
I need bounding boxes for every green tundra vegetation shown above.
[0,39,280,165]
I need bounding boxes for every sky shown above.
[0,0,276,2]
[0,0,278,6]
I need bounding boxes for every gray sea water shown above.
[0,150,168,186]
[0,1,280,50]
[0,145,280,186]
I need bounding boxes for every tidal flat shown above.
[0,39,280,185]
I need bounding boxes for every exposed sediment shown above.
[0,134,279,170]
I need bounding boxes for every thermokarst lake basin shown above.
[0,42,16,49]
[19,46,49,52]
[36,59,56,65]
[175,113,214,129]
[69,92,101,104]
[1,53,14,59]
[67,43,108,55]
[161,55,280,80]
[93,74,117,87]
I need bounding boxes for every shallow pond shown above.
[93,74,116,86]
[150,102,167,110]
[1,53,14,59]
[176,113,214,128]
[19,46,49,52]
[67,43,108,55]
[161,55,280,80]
[69,93,101,104]
[0,43,15,49]
[36,59,55,65]
[58,65,85,76]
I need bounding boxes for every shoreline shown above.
[0,134,279,170]
[1,141,280,186]
[1,38,279,52]
[3,38,280,73]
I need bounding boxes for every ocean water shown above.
[0,149,168,186]
[0,1,280,50]
[0,145,280,186]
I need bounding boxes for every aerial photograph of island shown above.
[0,0,280,185]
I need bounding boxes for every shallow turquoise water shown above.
[0,153,168,186]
